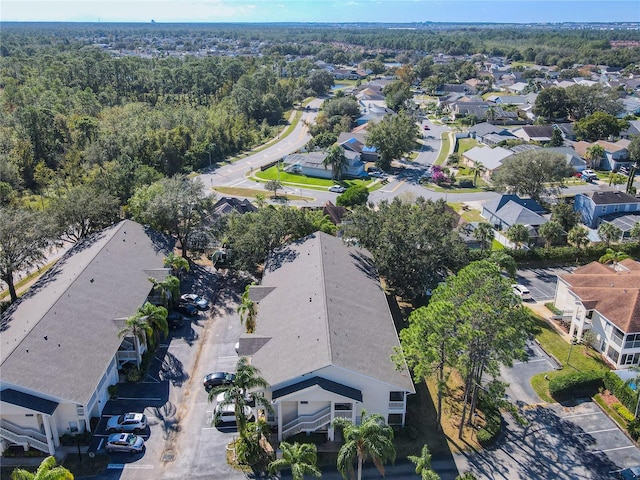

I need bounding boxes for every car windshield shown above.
[126,434,136,445]
[117,414,125,423]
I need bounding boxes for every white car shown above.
[512,284,532,301]
[106,412,147,433]
[581,169,597,182]
[214,401,254,424]
[180,293,209,310]
[328,185,346,193]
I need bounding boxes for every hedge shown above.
[548,371,605,400]
[603,371,639,414]
[501,242,640,266]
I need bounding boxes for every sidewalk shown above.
[0,446,86,467]
[527,300,572,342]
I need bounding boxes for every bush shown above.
[612,403,635,422]
[548,371,604,400]
[628,418,640,441]
[125,365,142,383]
[107,384,118,398]
[59,431,93,446]
[458,179,473,188]
[603,371,639,414]
[336,185,369,207]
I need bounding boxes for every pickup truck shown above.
[581,169,598,182]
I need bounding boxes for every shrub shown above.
[125,365,142,383]
[59,431,93,446]
[336,185,369,207]
[107,384,118,398]
[628,418,640,441]
[612,403,635,422]
[603,371,639,414]
[548,371,604,400]
[458,179,473,188]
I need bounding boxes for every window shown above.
[601,206,607,213]
[585,310,593,320]
[389,392,404,402]
[613,205,620,213]
[387,414,403,425]
[621,353,640,366]
[334,403,352,411]
[611,327,624,347]
[624,333,640,349]
[607,345,620,364]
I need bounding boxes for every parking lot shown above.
[515,266,575,302]
[457,399,640,479]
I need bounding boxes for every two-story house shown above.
[0,220,173,455]
[554,259,640,369]
[236,232,415,442]
[574,190,640,229]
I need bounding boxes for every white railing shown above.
[282,407,331,438]
[0,422,49,453]
[388,401,405,410]
[334,411,352,420]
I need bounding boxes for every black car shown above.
[203,372,235,391]
[175,302,198,317]
[167,312,184,329]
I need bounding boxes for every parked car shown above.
[203,371,235,391]
[423,124,430,130]
[180,293,209,310]
[368,171,386,179]
[105,433,145,454]
[214,402,254,425]
[581,169,598,182]
[175,302,199,317]
[167,312,184,329]
[620,466,640,480]
[328,185,346,193]
[512,284,532,301]
[106,413,147,433]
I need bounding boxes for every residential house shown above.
[512,125,555,143]
[337,132,378,163]
[546,146,588,172]
[621,120,640,139]
[573,139,630,171]
[553,259,640,369]
[0,220,173,455]
[333,69,367,80]
[553,123,576,141]
[621,96,640,117]
[468,122,517,146]
[462,145,513,180]
[283,150,366,180]
[212,197,258,216]
[574,190,640,229]
[481,194,548,244]
[237,232,415,441]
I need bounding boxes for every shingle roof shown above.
[463,146,513,170]
[495,200,549,227]
[0,389,59,415]
[213,197,257,216]
[248,232,414,393]
[585,190,640,205]
[0,220,173,405]
[272,377,363,402]
[560,260,640,333]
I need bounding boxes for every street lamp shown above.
[208,143,216,170]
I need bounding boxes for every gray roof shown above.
[586,190,640,205]
[284,152,327,169]
[0,220,173,405]
[483,194,547,215]
[249,232,414,393]
[496,200,549,227]
[463,146,513,171]
[213,197,257,216]
[468,122,503,137]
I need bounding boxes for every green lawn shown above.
[434,132,451,165]
[529,314,609,402]
[456,137,479,155]
[254,166,374,190]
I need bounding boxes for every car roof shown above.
[108,433,132,442]
[124,412,144,420]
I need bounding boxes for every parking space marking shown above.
[579,428,619,435]
[561,412,602,419]
[593,445,637,454]
[513,358,548,365]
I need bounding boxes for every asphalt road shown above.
[515,266,576,302]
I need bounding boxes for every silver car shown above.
[105,433,145,454]
[106,412,147,433]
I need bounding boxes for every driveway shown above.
[499,340,556,406]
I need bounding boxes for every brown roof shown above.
[573,141,592,158]
[560,260,640,333]
[322,201,348,225]
[595,140,628,153]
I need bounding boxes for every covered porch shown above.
[272,377,362,442]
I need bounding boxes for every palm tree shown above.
[538,220,564,249]
[630,222,640,240]
[138,302,168,348]
[585,144,604,169]
[11,456,73,480]
[237,283,257,333]
[567,225,589,250]
[163,252,190,279]
[487,251,517,279]
[623,366,640,418]
[598,222,622,247]
[599,248,630,267]
[208,357,272,436]
[408,444,440,480]
[118,313,152,367]
[323,145,348,180]
[333,410,395,480]
[268,441,321,480]
[505,223,530,249]
[473,222,494,254]
[148,275,180,309]
[470,161,486,187]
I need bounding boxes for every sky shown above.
[2,0,639,24]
